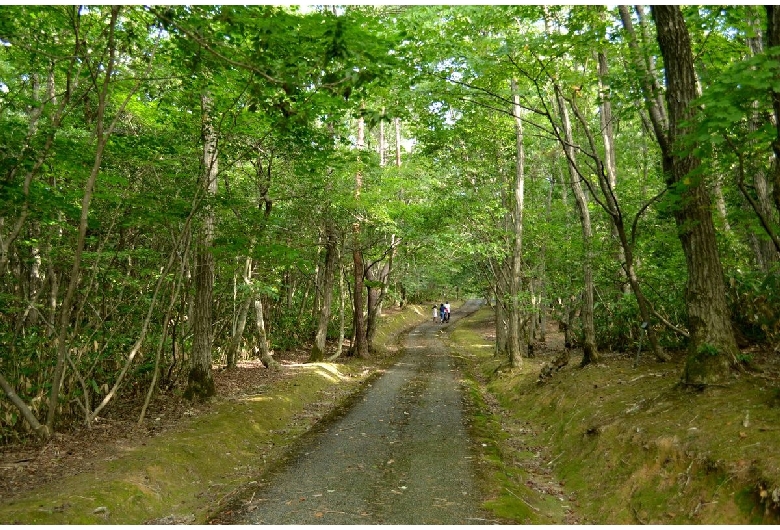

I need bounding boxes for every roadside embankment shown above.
[448,305,780,524]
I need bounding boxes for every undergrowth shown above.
[449,306,780,524]
[5,302,777,525]
[0,304,429,524]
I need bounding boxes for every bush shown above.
[727,265,780,345]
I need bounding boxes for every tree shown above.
[552,83,599,366]
[310,220,338,362]
[651,6,740,384]
[507,78,528,367]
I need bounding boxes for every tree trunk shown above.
[227,289,252,369]
[185,91,218,400]
[764,7,780,238]
[0,370,49,439]
[537,175,553,343]
[310,222,337,362]
[46,7,122,431]
[564,55,670,363]
[507,78,527,368]
[492,267,508,358]
[744,10,778,270]
[652,6,739,384]
[140,230,191,424]
[351,110,369,358]
[597,50,630,295]
[365,258,390,351]
[379,107,386,167]
[254,296,278,369]
[328,255,347,361]
[554,86,599,366]
[395,117,402,167]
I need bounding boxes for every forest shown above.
[0,4,779,450]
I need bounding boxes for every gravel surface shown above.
[227,299,494,524]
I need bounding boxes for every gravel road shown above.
[227,299,493,524]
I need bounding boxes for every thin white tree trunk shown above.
[597,51,630,294]
[379,107,386,167]
[394,117,402,167]
[254,296,278,369]
[554,86,599,365]
[508,78,527,367]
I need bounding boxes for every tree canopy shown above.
[1,5,779,440]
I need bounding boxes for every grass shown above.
[447,306,780,524]
[0,303,430,525]
[7,302,777,525]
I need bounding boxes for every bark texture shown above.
[185,91,218,400]
[652,6,739,384]
[508,78,527,368]
[351,112,369,358]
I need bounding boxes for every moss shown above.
[183,365,216,401]
[447,306,780,525]
[447,308,572,524]
[0,305,430,525]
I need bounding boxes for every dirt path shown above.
[213,299,495,524]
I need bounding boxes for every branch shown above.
[566,95,621,218]
[630,188,667,246]
[148,7,285,86]
[430,70,549,119]
[0,370,49,439]
[650,307,689,338]
[726,136,780,255]
[364,237,403,272]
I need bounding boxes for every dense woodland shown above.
[1,5,779,443]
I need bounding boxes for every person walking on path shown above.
[224,299,490,525]
[439,303,446,324]
[444,301,451,322]
[432,305,439,323]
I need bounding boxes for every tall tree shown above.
[507,78,528,367]
[310,220,338,362]
[553,84,599,366]
[185,91,218,400]
[651,6,740,384]
[766,6,780,219]
[351,109,369,358]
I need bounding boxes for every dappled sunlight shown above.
[239,394,293,405]
[282,362,350,383]
[242,395,275,403]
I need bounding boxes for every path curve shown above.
[222,299,492,524]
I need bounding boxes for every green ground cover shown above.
[0,304,429,524]
[449,306,780,524]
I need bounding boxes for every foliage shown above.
[455,307,780,524]
[1,4,778,442]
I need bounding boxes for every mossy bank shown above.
[449,306,780,524]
